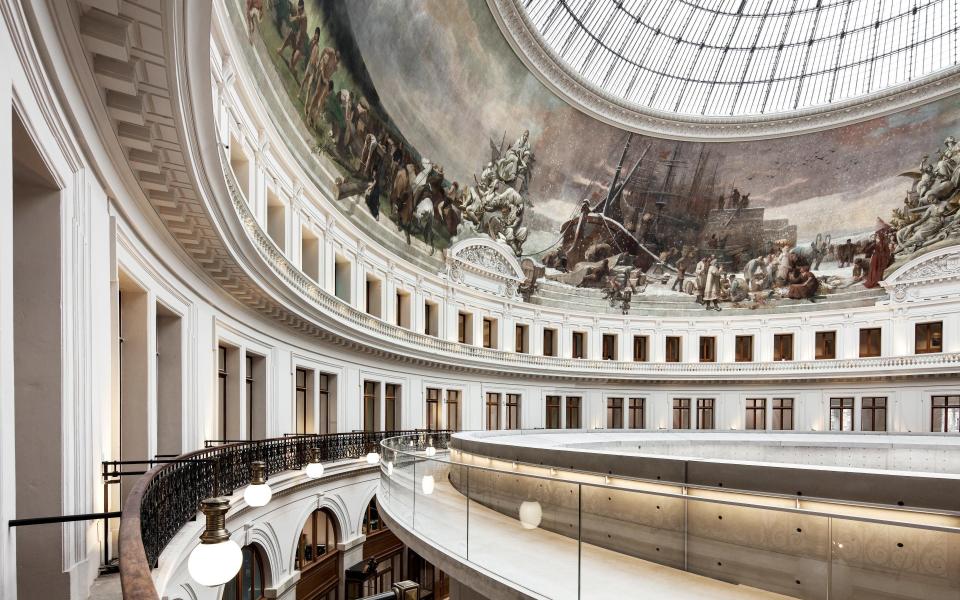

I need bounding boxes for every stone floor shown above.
[87,573,121,600]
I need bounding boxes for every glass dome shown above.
[520,0,958,117]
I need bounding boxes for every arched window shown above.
[361,498,385,535]
[222,544,267,600]
[296,508,339,571]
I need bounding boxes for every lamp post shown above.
[187,498,242,586]
[243,461,273,507]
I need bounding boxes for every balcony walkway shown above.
[381,464,788,600]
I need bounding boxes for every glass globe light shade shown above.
[366,452,381,465]
[519,500,543,530]
[189,538,242,586]
[243,482,272,507]
[424,446,436,457]
[305,461,325,479]
[421,475,435,495]
[385,461,394,476]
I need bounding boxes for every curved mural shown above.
[235,0,960,313]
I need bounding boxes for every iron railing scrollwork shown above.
[128,430,446,572]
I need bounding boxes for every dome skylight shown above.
[519,0,959,117]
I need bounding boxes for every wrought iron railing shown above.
[120,430,449,599]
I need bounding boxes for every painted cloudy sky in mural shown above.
[346,0,958,251]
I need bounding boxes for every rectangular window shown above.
[425,388,441,431]
[915,321,943,354]
[218,346,228,439]
[699,337,716,363]
[446,389,461,431]
[773,333,794,361]
[424,301,438,337]
[815,331,836,360]
[545,395,561,429]
[772,398,794,431]
[572,332,586,359]
[697,398,715,430]
[607,397,623,429]
[602,334,617,360]
[859,328,882,357]
[931,395,960,433]
[830,397,854,431]
[672,398,691,429]
[633,336,649,362]
[565,397,582,429]
[482,318,494,349]
[485,392,501,430]
[395,291,410,328]
[365,276,382,318]
[317,373,331,434]
[665,336,682,363]
[860,396,887,432]
[515,324,529,353]
[506,394,521,430]
[745,398,766,430]
[628,398,645,429]
[295,368,308,434]
[245,354,254,440]
[457,312,471,344]
[385,384,399,431]
[363,381,377,432]
[543,328,557,357]
[735,335,754,362]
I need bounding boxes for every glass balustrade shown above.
[379,435,960,600]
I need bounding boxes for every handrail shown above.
[217,148,960,379]
[119,430,446,600]
[378,434,960,600]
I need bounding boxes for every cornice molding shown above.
[486,0,960,142]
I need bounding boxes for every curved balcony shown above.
[118,430,444,600]
[219,149,960,381]
[377,433,960,600]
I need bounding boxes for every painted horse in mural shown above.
[790,232,832,270]
[390,160,444,253]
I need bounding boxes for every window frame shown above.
[931,395,960,433]
[665,336,682,363]
[915,321,943,354]
[606,397,624,429]
[772,397,794,431]
[773,333,794,361]
[829,397,855,431]
[698,336,716,363]
[633,335,649,362]
[745,397,766,430]
[860,396,887,432]
[425,387,441,431]
[815,331,837,360]
[485,392,501,430]
[505,393,521,430]
[696,398,715,429]
[628,397,645,429]
[859,327,882,357]
[545,395,561,429]
[672,398,691,429]
[565,396,582,429]
[734,335,754,362]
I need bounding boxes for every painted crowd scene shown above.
[237,0,960,313]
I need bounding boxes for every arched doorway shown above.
[295,508,341,600]
[222,543,269,600]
